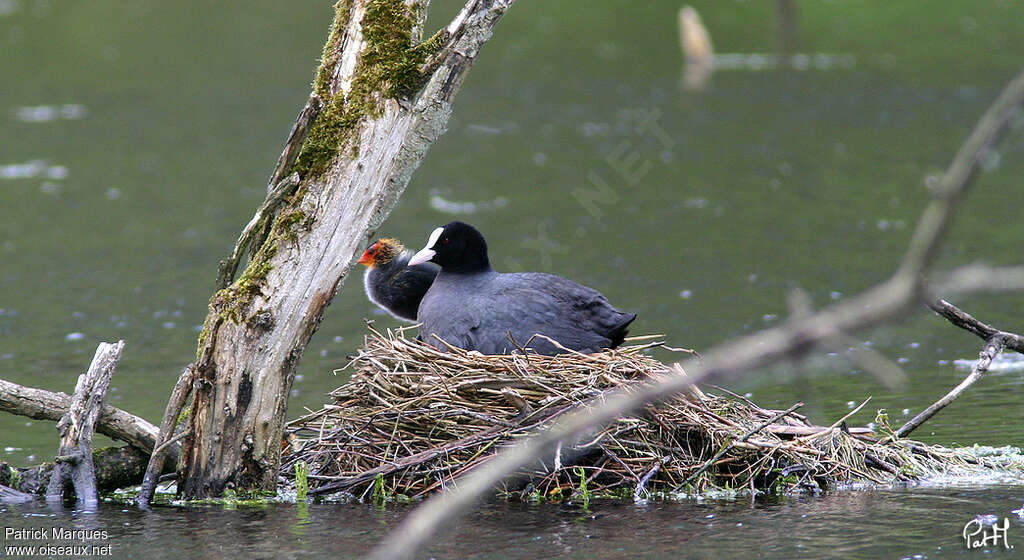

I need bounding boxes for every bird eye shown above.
[441,238,450,245]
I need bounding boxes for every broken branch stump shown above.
[45,341,124,505]
[137,365,195,506]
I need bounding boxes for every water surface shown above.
[2,0,1024,557]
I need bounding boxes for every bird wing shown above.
[465,273,618,354]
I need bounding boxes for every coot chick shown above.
[407,222,636,355]
[358,238,439,322]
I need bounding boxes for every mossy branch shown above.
[297,0,447,179]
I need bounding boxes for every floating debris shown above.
[678,6,713,90]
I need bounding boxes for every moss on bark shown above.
[295,0,444,178]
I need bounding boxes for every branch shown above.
[935,264,1024,298]
[897,69,1024,276]
[366,68,1024,560]
[46,341,123,505]
[2,446,157,496]
[0,379,167,460]
[894,334,1006,439]
[137,365,196,506]
[216,173,301,289]
[892,297,1024,439]
[928,298,1024,352]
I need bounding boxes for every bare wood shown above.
[216,173,301,290]
[367,69,1024,560]
[0,378,167,459]
[46,341,124,505]
[267,95,324,195]
[928,298,1024,352]
[179,0,518,498]
[0,484,33,503]
[137,365,196,506]
[219,95,325,288]
[892,298,1024,439]
[894,334,1007,439]
[634,456,670,500]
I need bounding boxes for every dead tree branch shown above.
[137,365,196,506]
[2,446,155,497]
[894,334,1006,439]
[367,69,1024,560]
[0,379,167,459]
[892,298,1024,439]
[928,298,1024,352]
[46,341,123,505]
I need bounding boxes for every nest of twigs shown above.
[282,325,991,500]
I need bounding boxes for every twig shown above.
[634,456,670,500]
[138,365,196,506]
[798,397,870,442]
[928,298,1024,352]
[216,172,300,289]
[0,379,163,456]
[894,334,1007,439]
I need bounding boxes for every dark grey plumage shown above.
[408,222,636,355]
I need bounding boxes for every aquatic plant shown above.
[295,461,309,502]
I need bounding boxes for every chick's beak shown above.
[357,249,373,267]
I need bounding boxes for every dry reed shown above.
[281,324,994,500]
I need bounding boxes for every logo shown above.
[963,516,1012,550]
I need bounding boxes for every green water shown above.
[2,1,1024,557]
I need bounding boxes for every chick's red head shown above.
[357,238,401,268]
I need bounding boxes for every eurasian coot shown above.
[358,238,439,322]
[407,222,636,355]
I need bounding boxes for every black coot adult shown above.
[358,238,439,322]
[407,222,636,355]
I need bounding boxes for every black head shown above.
[407,221,490,273]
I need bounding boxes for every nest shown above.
[282,325,990,500]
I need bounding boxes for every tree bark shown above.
[177,0,516,498]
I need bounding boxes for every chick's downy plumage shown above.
[358,238,439,322]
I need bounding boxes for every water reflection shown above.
[2,0,1024,555]
[4,486,1024,559]
[13,104,87,123]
